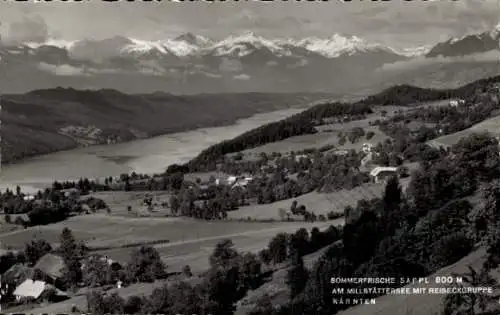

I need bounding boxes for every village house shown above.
[22,194,35,201]
[60,188,80,199]
[362,143,372,154]
[332,149,349,156]
[370,166,398,183]
[226,176,237,185]
[294,154,309,162]
[13,279,67,303]
[231,176,253,189]
[449,99,465,107]
[33,254,65,286]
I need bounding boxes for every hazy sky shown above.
[0,0,499,49]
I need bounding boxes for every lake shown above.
[0,107,306,193]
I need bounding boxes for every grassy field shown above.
[0,212,342,268]
[88,191,173,217]
[237,106,409,158]
[241,124,388,157]
[428,114,500,149]
[228,183,385,220]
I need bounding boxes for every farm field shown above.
[428,114,500,149]
[0,212,342,269]
[88,191,173,217]
[227,183,385,220]
[95,218,342,273]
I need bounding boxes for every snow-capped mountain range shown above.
[20,32,428,60]
[0,29,498,94]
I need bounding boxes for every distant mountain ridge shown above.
[0,29,499,94]
[426,26,500,58]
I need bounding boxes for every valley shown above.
[1,77,500,315]
[1,90,330,166]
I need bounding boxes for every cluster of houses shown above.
[196,174,255,191]
[1,253,121,308]
[449,99,466,107]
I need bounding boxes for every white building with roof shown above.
[449,99,465,107]
[370,166,398,183]
[13,279,46,301]
[362,143,373,154]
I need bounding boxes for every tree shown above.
[443,266,499,315]
[258,249,272,265]
[249,294,274,315]
[24,240,52,266]
[169,195,180,215]
[59,228,78,262]
[182,265,193,277]
[209,240,239,270]
[382,176,403,236]
[268,233,288,264]
[287,254,309,299]
[206,267,241,315]
[83,255,112,287]
[59,228,83,288]
[238,253,262,290]
[289,228,309,258]
[124,295,144,315]
[87,290,125,315]
[62,257,83,289]
[87,290,106,315]
[434,232,474,268]
[126,246,167,283]
[104,292,125,314]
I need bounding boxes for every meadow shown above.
[227,183,385,220]
[428,114,500,149]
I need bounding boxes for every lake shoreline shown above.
[0,107,310,190]
[2,103,312,168]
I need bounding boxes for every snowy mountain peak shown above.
[8,32,414,61]
[210,32,291,57]
[24,39,77,50]
[174,32,213,47]
[290,34,393,58]
[490,24,500,40]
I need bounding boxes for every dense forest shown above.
[357,75,500,106]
